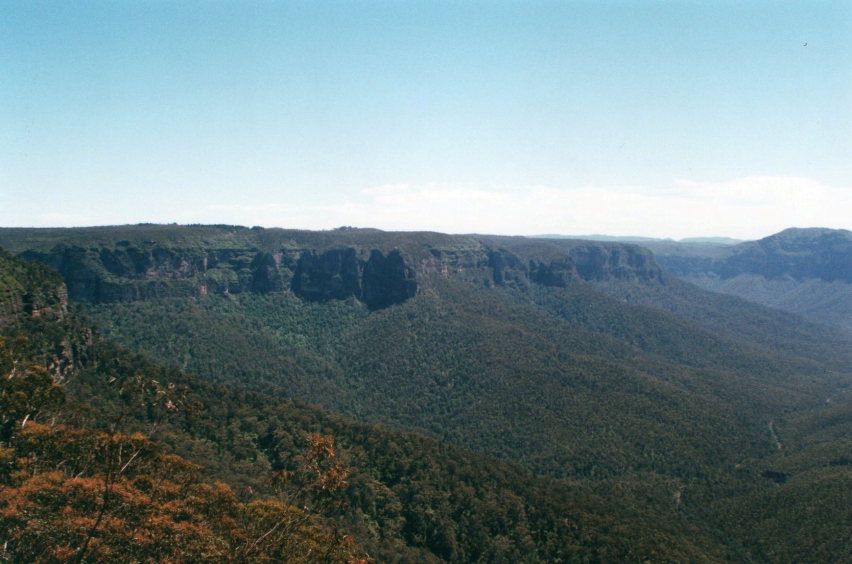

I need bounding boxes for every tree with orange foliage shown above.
[0,336,369,564]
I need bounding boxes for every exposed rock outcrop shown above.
[250,252,288,293]
[488,249,529,286]
[291,248,417,310]
[574,244,664,282]
[502,243,664,287]
[363,249,417,310]
[529,257,576,287]
[291,248,363,302]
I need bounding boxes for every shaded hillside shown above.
[648,228,852,333]
[712,382,852,564]
[703,228,850,282]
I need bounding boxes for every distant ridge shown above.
[679,236,744,244]
[651,227,852,333]
[537,234,745,245]
[536,234,668,242]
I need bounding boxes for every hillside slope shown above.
[648,228,852,333]
[3,226,850,481]
[0,246,750,564]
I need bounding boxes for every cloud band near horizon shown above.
[196,175,849,240]
[7,175,848,241]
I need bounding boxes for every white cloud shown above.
[201,176,850,239]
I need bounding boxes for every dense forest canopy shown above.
[2,225,852,563]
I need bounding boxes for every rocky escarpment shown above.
[15,241,419,311]
[291,248,362,302]
[490,242,665,288]
[291,248,417,310]
[18,244,283,303]
[362,250,418,309]
[0,226,668,310]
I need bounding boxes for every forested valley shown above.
[2,224,852,563]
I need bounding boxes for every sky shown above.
[2,1,850,239]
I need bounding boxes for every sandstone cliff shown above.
[0,225,667,310]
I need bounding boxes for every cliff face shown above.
[0,226,667,310]
[290,248,416,310]
[362,250,418,310]
[291,248,362,302]
[16,242,421,310]
[493,242,665,288]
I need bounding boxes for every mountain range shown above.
[1,224,852,563]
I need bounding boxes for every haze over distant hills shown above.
[538,234,746,246]
[539,228,852,334]
[633,228,852,334]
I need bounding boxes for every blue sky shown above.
[2,1,850,238]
